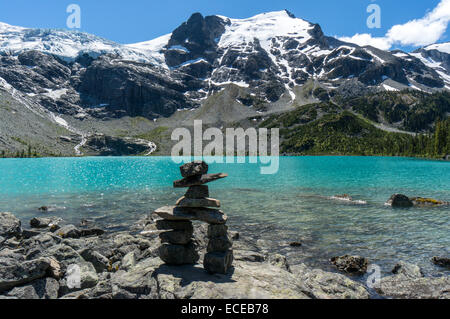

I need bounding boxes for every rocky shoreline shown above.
[1,211,449,299]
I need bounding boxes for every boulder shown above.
[431,256,450,268]
[59,262,99,295]
[185,185,209,199]
[330,255,368,275]
[0,212,22,238]
[0,258,50,292]
[153,206,227,224]
[385,194,413,208]
[55,225,81,239]
[79,249,110,273]
[180,161,208,178]
[30,217,61,229]
[204,250,234,274]
[5,277,59,299]
[159,242,199,265]
[173,173,228,188]
[176,196,220,208]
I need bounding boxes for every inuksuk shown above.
[153,161,234,274]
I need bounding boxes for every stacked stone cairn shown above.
[153,161,233,274]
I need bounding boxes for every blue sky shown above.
[0,0,448,50]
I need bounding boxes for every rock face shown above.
[330,255,369,275]
[385,194,414,208]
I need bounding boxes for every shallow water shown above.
[0,156,449,277]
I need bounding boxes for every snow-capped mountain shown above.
[1,10,450,123]
[0,21,159,64]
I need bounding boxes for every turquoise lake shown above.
[0,156,449,277]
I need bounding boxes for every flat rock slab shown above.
[173,173,228,188]
[180,161,208,178]
[154,206,228,224]
[176,196,220,208]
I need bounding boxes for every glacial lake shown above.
[0,156,449,278]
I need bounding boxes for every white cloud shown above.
[339,0,450,50]
[339,33,392,51]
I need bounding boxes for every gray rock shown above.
[173,173,228,188]
[268,254,290,271]
[55,225,81,239]
[59,262,99,295]
[121,251,136,271]
[6,277,59,299]
[374,274,450,299]
[207,235,233,253]
[80,228,105,237]
[159,242,199,265]
[154,206,227,224]
[207,224,228,238]
[233,250,265,263]
[392,261,424,278]
[30,217,61,229]
[431,256,450,268]
[110,258,161,298]
[156,220,193,231]
[331,255,368,275]
[154,259,310,299]
[0,212,22,238]
[79,249,109,273]
[385,194,413,208]
[290,264,370,299]
[204,250,234,274]
[185,185,209,199]
[176,196,220,208]
[180,161,208,178]
[159,230,193,245]
[0,258,50,292]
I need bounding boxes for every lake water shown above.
[0,156,449,278]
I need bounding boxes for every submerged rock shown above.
[30,217,62,229]
[330,255,368,275]
[411,197,449,207]
[431,256,450,269]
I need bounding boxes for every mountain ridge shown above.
[0,11,449,157]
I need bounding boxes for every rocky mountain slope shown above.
[0,10,449,156]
